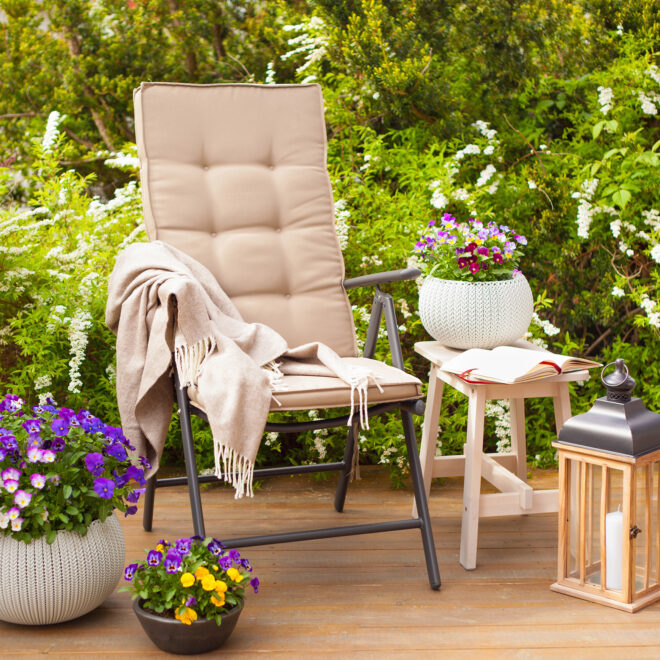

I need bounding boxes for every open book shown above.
[439,346,601,384]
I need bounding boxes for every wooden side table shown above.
[414,339,590,570]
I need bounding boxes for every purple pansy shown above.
[4,479,19,493]
[93,477,115,499]
[2,467,20,482]
[14,490,32,508]
[21,419,41,434]
[0,433,17,450]
[51,417,70,437]
[250,577,259,594]
[84,452,105,476]
[124,563,138,581]
[105,442,127,462]
[124,505,138,517]
[207,539,224,556]
[175,537,192,555]
[469,262,480,274]
[228,549,241,562]
[218,555,233,570]
[147,550,162,567]
[125,465,146,486]
[126,488,144,504]
[164,550,182,573]
[185,596,196,607]
[30,473,46,489]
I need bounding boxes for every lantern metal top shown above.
[556,359,660,458]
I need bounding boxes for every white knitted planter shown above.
[419,275,534,349]
[0,513,125,625]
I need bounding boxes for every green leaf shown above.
[611,189,632,209]
[63,484,72,499]
[592,121,605,139]
[46,529,57,545]
[65,505,79,516]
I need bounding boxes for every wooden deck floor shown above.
[4,467,660,658]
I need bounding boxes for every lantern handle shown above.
[601,360,629,388]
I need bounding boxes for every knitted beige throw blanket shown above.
[106,241,378,498]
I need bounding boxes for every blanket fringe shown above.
[214,441,255,499]
[174,336,216,389]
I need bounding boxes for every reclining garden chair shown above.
[133,82,440,589]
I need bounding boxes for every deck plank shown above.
[2,467,660,657]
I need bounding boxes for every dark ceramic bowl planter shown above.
[134,598,243,655]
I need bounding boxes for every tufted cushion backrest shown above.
[133,82,357,357]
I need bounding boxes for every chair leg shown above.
[142,475,156,532]
[402,408,441,590]
[334,422,358,513]
[176,385,207,538]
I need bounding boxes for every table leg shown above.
[460,387,486,570]
[412,365,444,517]
[509,398,527,482]
[553,382,573,432]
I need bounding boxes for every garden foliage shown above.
[1,1,659,483]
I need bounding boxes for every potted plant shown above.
[413,213,534,348]
[122,536,259,655]
[0,393,147,625]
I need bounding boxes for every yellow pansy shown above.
[174,606,198,626]
[180,572,195,588]
[201,574,217,591]
[194,566,210,579]
[215,580,228,594]
[210,595,225,607]
[226,568,240,581]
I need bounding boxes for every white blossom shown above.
[454,144,480,161]
[597,86,613,115]
[528,180,537,190]
[430,189,448,209]
[651,244,660,264]
[485,400,511,453]
[34,375,52,391]
[42,111,62,153]
[611,286,625,297]
[638,91,658,116]
[334,199,350,250]
[475,164,496,187]
[610,219,622,238]
[647,65,660,87]
[452,188,470,201]
[265,61,276,85]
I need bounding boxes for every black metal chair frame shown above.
[141,269,441,590]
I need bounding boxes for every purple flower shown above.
[185,596,196,607]
[126,488,144,504]
[124,563,138,581]
[93,477,115,499]
[0,395,24,412]
[147,550,162,567]
[26,447,42,463]
[0,448,5,461]
[2,467,20,482]
[113,470,128,488]
[30,473,46,489]
[219,556,233,570]
[469,262,480,274]
[493,252,503,264]
[51,417,70,437]
[125,465,146,486]
[514,234,527,245]
[164,550,182,573]
[207,539,224,556]
[139,456,151,470]
[476,246,489,256]
[84,452,105,476]
[21,419,41,434]
[0,433,17,450]
[228,549,241,562]
[427,219,435,227]
[513,268,522,277]
[14,489,32,508]
[457,257,468,269]
[176,538,192,555]
[250,577,259,594]
[7,506,21,520]
[27,434,42,449]
[105,442,127,462]
[124,505,138,517]
[4,479,19,493]
[465,242,477,253]
[41,449,56,463]
[240,558,252,571]
[50,437,66,452]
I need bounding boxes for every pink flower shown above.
[14,490,32,508]
[27,447,42,462]
[7,506,21,520]
[457,257,468,269]
[476,246,489,256]
[30,473,46,489]
[469,262,480,274]
[4,479,19,493]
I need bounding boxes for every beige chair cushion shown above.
[188,358,421,413]
[133,82,357,357]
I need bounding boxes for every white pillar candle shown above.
[605,509,623,591]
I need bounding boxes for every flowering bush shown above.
[413,213,527,281]
[0,393,147,543]
[122,537,258,626]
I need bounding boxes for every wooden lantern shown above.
[551,359,660,612]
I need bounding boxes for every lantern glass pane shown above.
[567,457,624,591]
[633,462,659,597]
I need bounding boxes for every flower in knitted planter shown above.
[4,479,19,493]
[11,516,23,531]
[14,490,32,508]
[30,474,46,489]
[0,511,8,529]
[93,477,115,499]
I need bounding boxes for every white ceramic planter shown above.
[418,275,534,349]
[0,513,125,625]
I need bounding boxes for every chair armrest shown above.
[343,268,421,290]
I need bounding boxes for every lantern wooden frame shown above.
[551,442,660,612]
